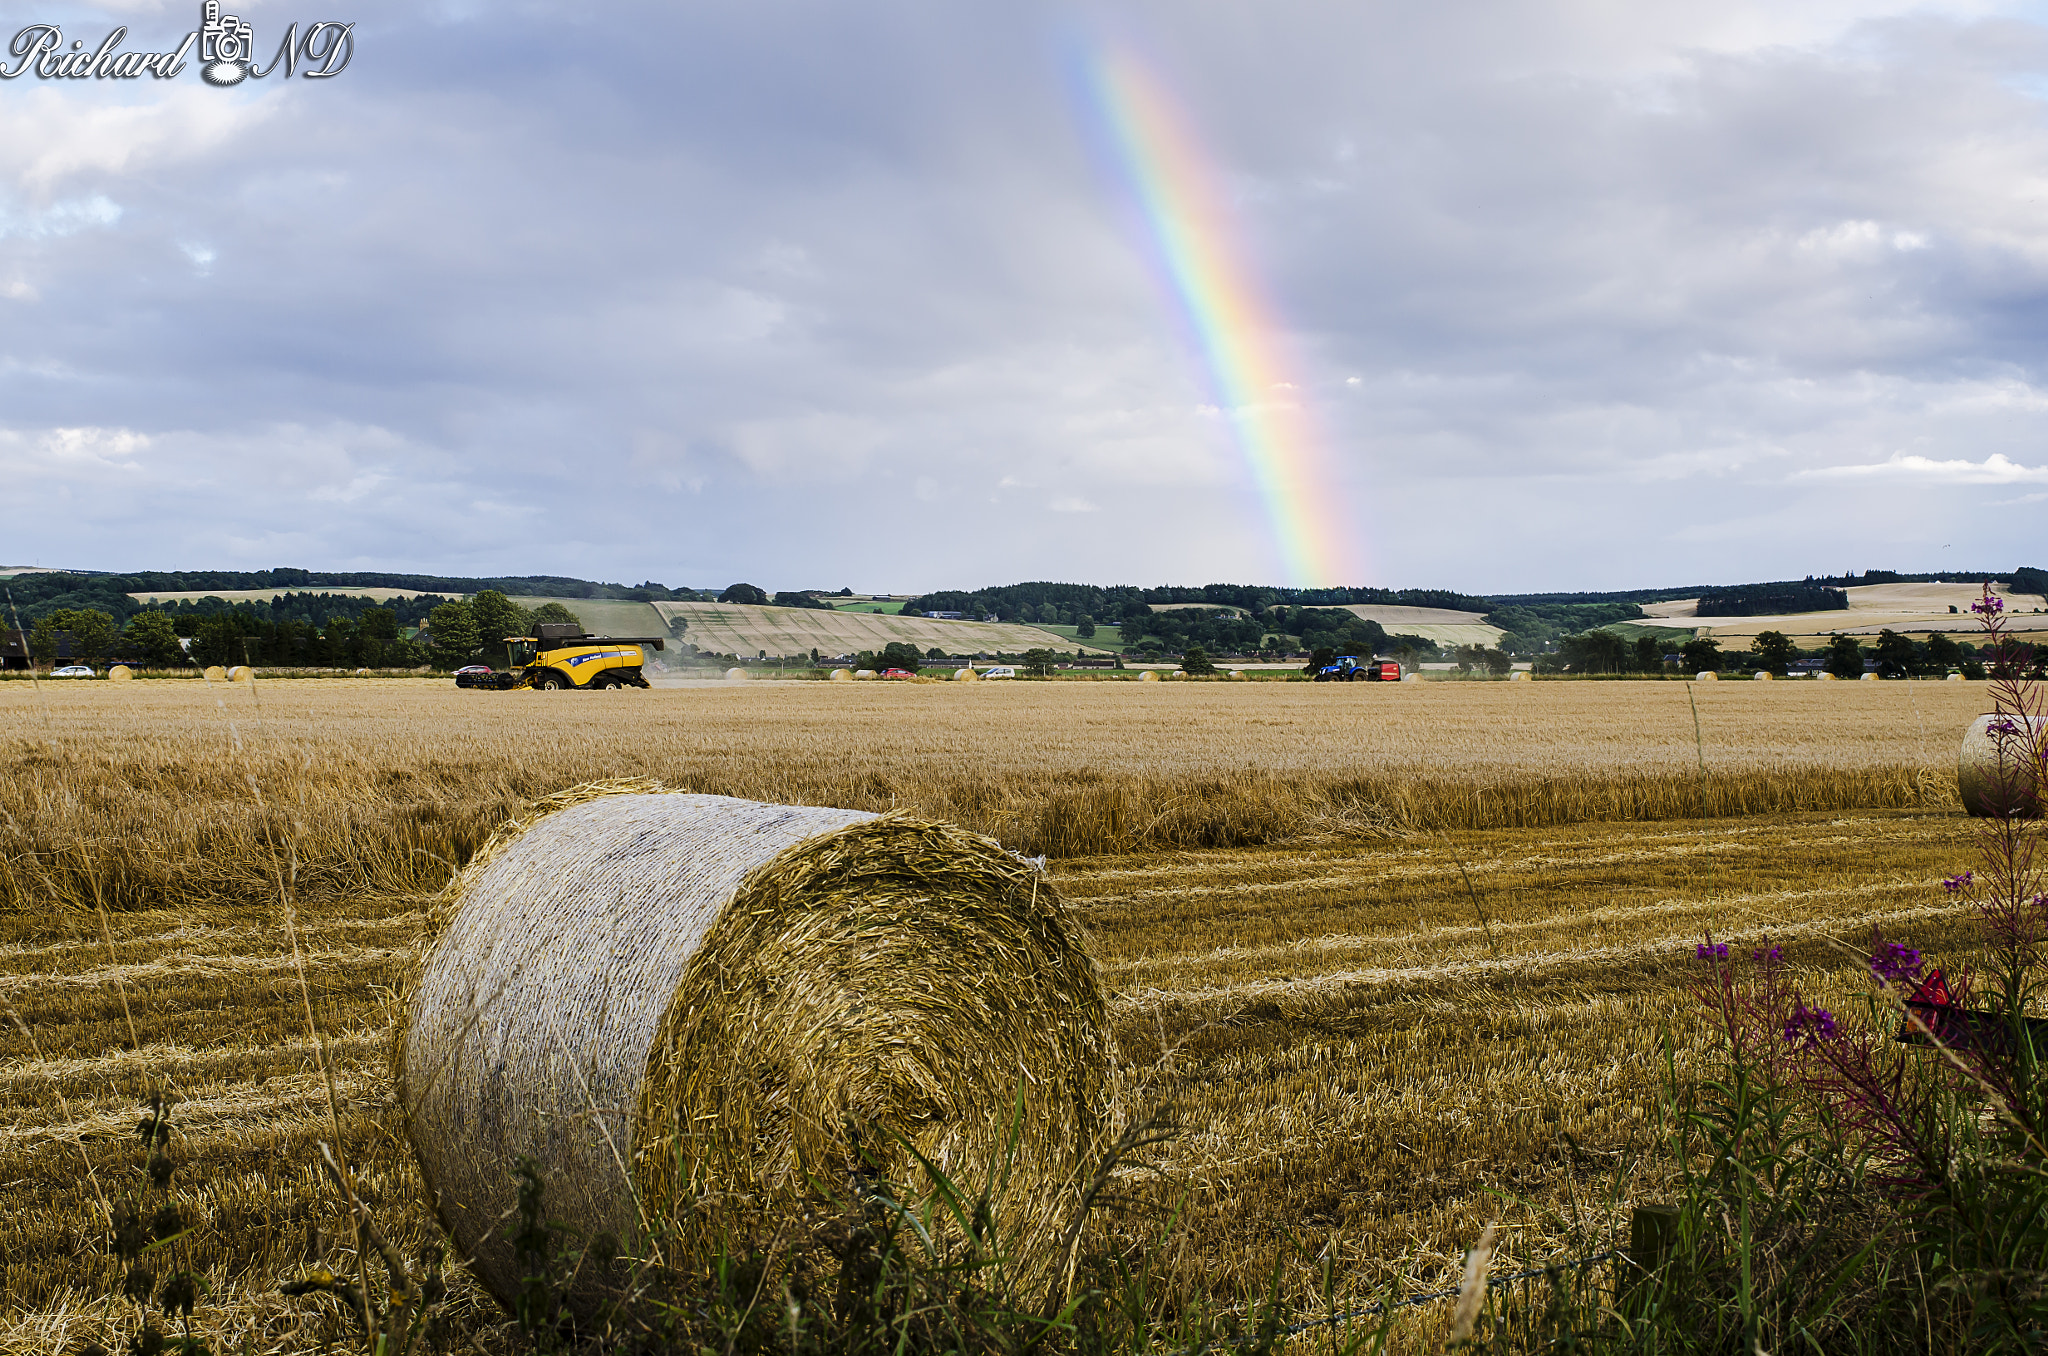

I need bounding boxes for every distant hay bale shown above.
[828,668,853,681]
[724,667,747,681]
[202,665,226,683]
[1229,670,1246,680]
[1402,672,1421,682]
[1754,671,1774,682]
[1167,670,1187,681]
[107,665,133,681]
[227,666,254,683]
[854,668,878,680]
[1138,670,1160,682]
[1958,714,2044,818]
[1861,672,1880,682]
[954,667,979,681]
[1509,671,1531,682]
[1817,672,1837,682]
[1695,672,1718,682]
[398,788,1112,1311]
[1946,673,1966,682]
[354,668,372,677]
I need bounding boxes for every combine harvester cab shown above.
[492,623,667,690]
[1313,656,1402,682]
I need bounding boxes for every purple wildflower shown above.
[1869,942,1923,986]
[1972,595,2005,615]
[1987,716,2023,738]
[1696,941,1729,962]
[1753,945,1783,965]
[1783,1003,1841,1048]
[1944,870,1975,895]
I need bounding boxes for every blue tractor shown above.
[1314,656,1401,682]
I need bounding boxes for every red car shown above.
[881,668,915,680]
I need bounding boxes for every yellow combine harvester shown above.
[485,623,667,690]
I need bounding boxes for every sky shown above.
[4,0,2048,596]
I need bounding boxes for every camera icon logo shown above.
[198,1,253,85]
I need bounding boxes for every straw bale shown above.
[724,667,747,681]
[1958,714,2045,818]
[1861,672,1880,681]
[828,668,853,681]
[854,669,878,680]
[107,665,132,681]
[227,665,254,682]
[398,788,1113,1311]
[1138,670,1159,682]
[1947,673,1966,682]
[1817,672,1837,681]
[1755,672,1774,682]
[1229,670,1246,680]
[1696,672,1718,682]
[202,665,226,682]
[1509,671,1530,681]
[954,667,978,681]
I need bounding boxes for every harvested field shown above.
[0,678,2001,1349]
[0,678,1982,913]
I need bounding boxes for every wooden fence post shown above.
[1621,1204,1680,1305]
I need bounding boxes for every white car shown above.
[50,665,96,678]
[981,666,1017,679]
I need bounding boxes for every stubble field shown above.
[0,678,1995,1351]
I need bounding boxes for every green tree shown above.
[1019,648,1059,678]
[123,611,185,668]
[1180,645,1218,675]
[1303,645,1336,674]
[1482,647,1513,677]
[1925,632,1962,672]
[1873,628,1916,678]
[1634,636,1665,673]
[1750,630,1795,676]
[470,590,534,647]
[876,642,923,673]
[30,608,118,664]
[1075,614,1095,638]
[1824,633,1864,679]
[427,600,482,670]
[529,602,583,629]
[719,583,769,605]
[1680,636,1723,673]
[359,607,400,641]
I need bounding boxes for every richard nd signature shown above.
[4,2,354,85]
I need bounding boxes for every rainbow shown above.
[1083,42,1358,587]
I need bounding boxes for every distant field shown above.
[126,586,457,604]
[1639,581,2048,640]
[1339,604,1504,648]
[649,600,1083,658]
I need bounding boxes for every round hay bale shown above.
[1509,670,1531,681]
[1754,671,1774,682]
[1229,670,1246,680]
[1695,671,1718,682]
[1947,672,1966,682]
[1138,670,1159,682]
[954,667,978,681]
[107,665,133,681]
[1817,672,1837,681]
[227,665,254,683]
[354,667,372,677]
[1959,714,2045,818]
[723,667,747,681]
[828,668,853,681]
[854,668,878,680]
[202,665,227,683]
[398,789,1112,1310]
[1402,672,1421,682]
[1861,672,1880,682]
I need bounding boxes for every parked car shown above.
[981,666,1017,679]
[881,668,915,680]
[51,665,96,678]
